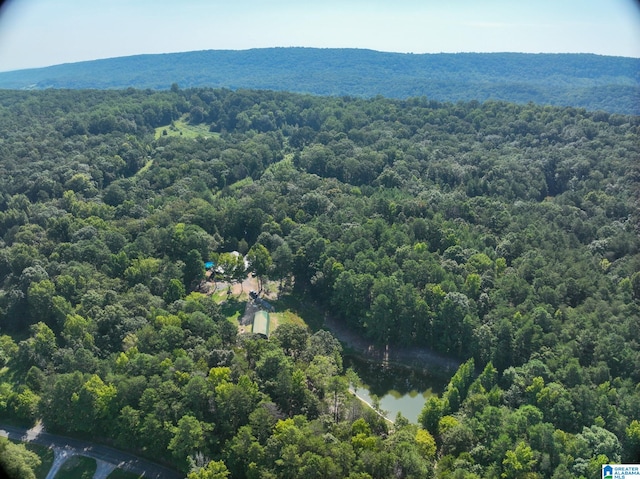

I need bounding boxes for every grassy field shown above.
[210,276,318,335]
[106,469,145,479]
[25,443,53,479]
[53,455,96,479]
[270,294,324,331]
[154,115,218,140]
[219,296,245,323]
[227,176,254,192]
[270,309,305,331]
[134,159,154,177]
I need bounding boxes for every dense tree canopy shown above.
[0,49,638,114]
[0,87,637,478]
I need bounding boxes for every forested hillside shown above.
[0,48,638,114]
[0,87,639,478]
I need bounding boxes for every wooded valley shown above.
[0,87,638,478]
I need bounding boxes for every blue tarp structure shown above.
[204,261,215,269]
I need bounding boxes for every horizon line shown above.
[2,46,639,74]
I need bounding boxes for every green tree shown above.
[577,425,621,464]
[40,371,84,432]
[169,415,211,472]
[124,257,162,287]
[306,355,339,398]
[272,323,309,360]
[328,375,348,422]
[247,243,272,291]
[631,272,640,301]
[271,242,294,291]
[62,313,95,350]
[8,386,40,422]
[464,273,482,300]
[215,375,261,440]
[187,460,230,479]
[415,428,437,460]
[444,358,475,412]
[25,366,45,392]
[116,405,141,449]
[625,420,640,462]
[501,442,537,479]
[419,396,445,436]
[0,437,41,479]
[216,253,246,293]
[74,374,118,433]
[0,336,18,367]
[27,279,55,325]
[164,278,186,303]
[20,322,57,369]
[184,249,206,290]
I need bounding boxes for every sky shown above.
[0,0,638,72]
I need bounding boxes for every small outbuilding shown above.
[252,310,270,338]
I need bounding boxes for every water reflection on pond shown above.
[345,355,449,424]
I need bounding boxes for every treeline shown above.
[0,49,638,114]
[0,87,638,478]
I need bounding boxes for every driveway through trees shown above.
[0,423,183,479]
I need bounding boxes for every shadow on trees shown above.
[270,293,325,331]
[218,297,245,321]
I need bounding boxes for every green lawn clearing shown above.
[53,455,96,479]
[154,115,217,140]
[134,159,154,177]
[106,469,145,479]
[271,294,324,331]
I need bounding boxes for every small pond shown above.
[345,355,449,424]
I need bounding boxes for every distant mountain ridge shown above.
[0,47,638,114]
